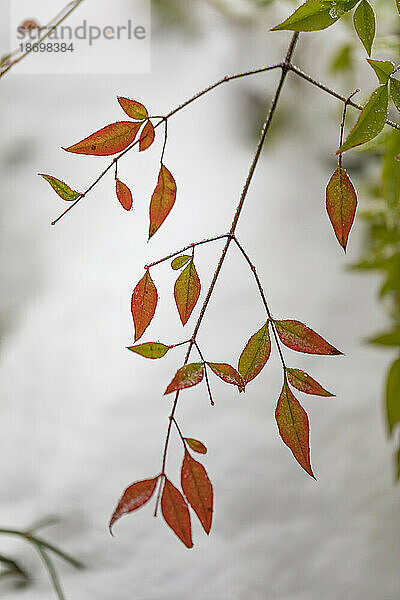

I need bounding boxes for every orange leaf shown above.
[139,121,155,152]
[116,178,133,211]
[286,368,334,397]
[164,363,204,395]
[275,381,314,478]
[149,164,177,239]
[64,121,141,156]
[161,478,193,548]
[131,270,158,342]
[181,451,213,534]
[238,322,271,385]
[207,362,244,392]
[174,259,201,325]
[109,477,158,534]
[326,163,358,251]
[184,438,207,454]
[274,320,342,355]
[117,97,148,121]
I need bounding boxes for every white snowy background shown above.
[0,1,399,599]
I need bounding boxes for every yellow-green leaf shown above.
[390,78,400,112]
[184,438,207,454]
[174,260,201,326]
[338,85,389,153]
[386,358,400,435]
[39,174,81,202]
[367,59,394,85]
[171,256,191,270]
[353,0,375,56]
[238,322,271,385]
[127,342,170,359]
[271,0,358,32]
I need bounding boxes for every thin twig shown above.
[232,235,287,369]
[288,64,400,131]
[153,32,300,517]
[194,341,214,406]
[50,64,283,225]
[145,234,229,269]
[0,0,86,80]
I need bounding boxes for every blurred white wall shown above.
[0,1,399,599]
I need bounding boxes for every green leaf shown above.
[368,328,400,347]
[395,0,400,16]
[386,358,400,435]
[171,255,191,270]
[367,60,395,85]
[39,174,81,202]
[127,342,170,359]
[338,85,389,153]
[271,0,358,32]
[353,0,375,56]
[390,78,400,112]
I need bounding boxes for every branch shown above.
[153,32,301,517]
[0,0,86,80]
[232,236,287,369]
[288,64,400,131]
[145,234,229,269]
[50,63,283,225]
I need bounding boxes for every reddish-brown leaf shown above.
[149,164,177,239]
[117,97,148,120]
[174,260,201,325]
[116,178,133,211]
[238,322,271,385]
[326,163,358,251]
[286,368,334,397]
[184,438,207,454]
[275,381,314,478]
[274,320,342,355]
[131,270,158,342]
[164,363,204,395]
[161,478,193,548]
[64,121,141,156]
[109,477,158,534]
[207,362,244,392]
[139,121,155,152]
[181,451,213,534]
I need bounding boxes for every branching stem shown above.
[153,32,300,517]
[49,50,399,227]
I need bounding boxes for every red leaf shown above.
[274,320,342,355]
[139,121,155,152]
[286,368,334,397]
[117,97,148,120]
[184,438,207,454]
[207,362,244,392]
[64,121,141,156]
[131,270,158,342]
[275,381,314,478]
[161,478,193,548]
[238,322,271,385]
[164,363,204,395]
[149,164,177,239]
[174,260,201,325]
[181,451,213,534]
[109,477,158,534]
[116,178,133,211]
[326,163,358,251]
